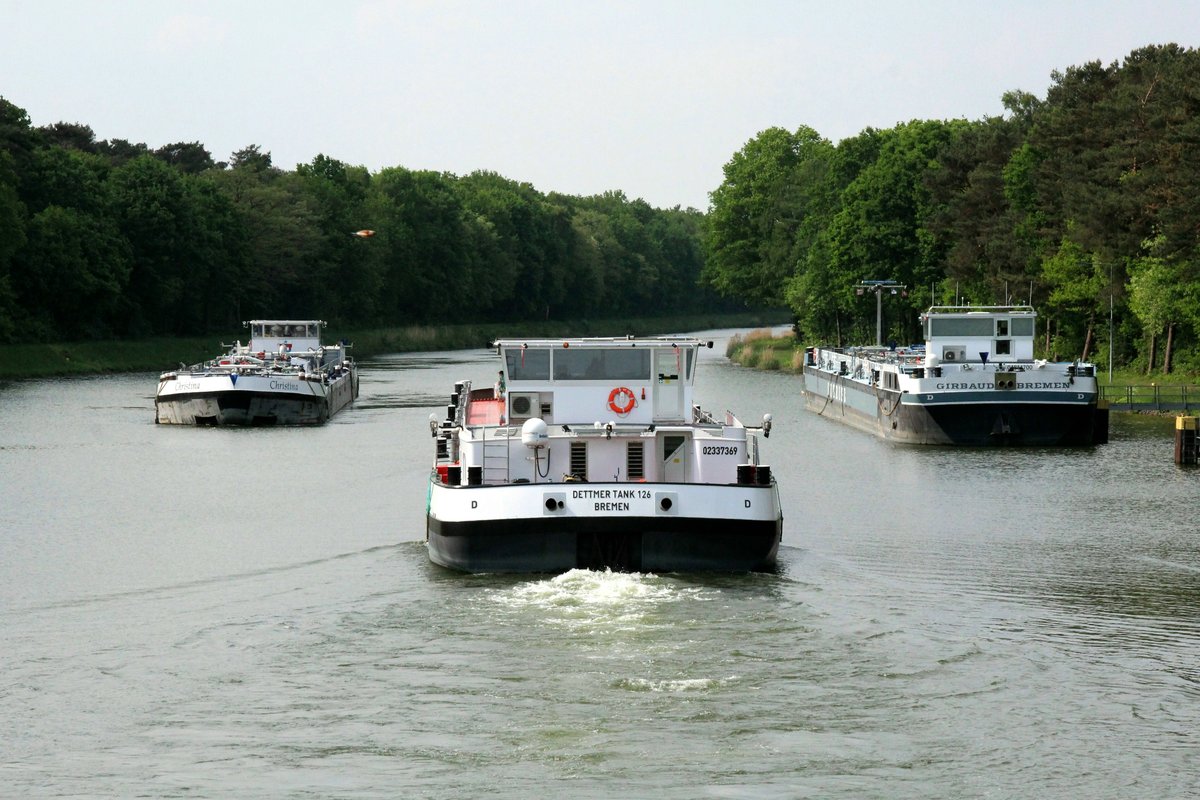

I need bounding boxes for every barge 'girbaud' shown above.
[802,305,1108,446]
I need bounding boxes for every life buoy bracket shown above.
[607,386,636,415]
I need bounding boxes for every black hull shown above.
[427,515,782,574]
[913,402,1101,446]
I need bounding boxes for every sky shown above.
[2,0,1198,211]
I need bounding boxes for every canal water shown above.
[1,331,1197,799]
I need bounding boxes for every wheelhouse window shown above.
[552,348,651,381]
[996,319,1009,337]
[504,348,551,380]
[996,339,1011,355]
[929,317,995,337]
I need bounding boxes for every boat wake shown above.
[18,544,400,614]
[489,568,706,630]
[611,675,734,693]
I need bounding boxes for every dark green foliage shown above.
[703,44,1200,372]
[0,96,731,345]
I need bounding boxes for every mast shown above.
[854,280,906,346]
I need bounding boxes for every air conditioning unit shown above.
[509,392,540,419]
[942,347,966,362]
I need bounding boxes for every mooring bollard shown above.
[1175,416,1198,465]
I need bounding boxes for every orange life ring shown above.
[608,386,636,415]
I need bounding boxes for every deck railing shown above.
[1101,384,1199,411]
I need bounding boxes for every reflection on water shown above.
[356,392,450,410]
[365,352,492,372]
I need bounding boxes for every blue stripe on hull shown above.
[903,390,1097,405]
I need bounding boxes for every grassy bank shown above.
[0,311,789,380]
[726,329,804,372]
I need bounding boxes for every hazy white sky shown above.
[2,1,1197,210]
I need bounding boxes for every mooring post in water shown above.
[1175,415,1198,465]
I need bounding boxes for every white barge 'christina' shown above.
[802,305,1109,446]
[155,320,358,426]
[426,336,783,573]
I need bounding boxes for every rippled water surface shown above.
[2,332,1198,798]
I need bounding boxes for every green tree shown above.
[784,129,882,344]
[38,122,99,153]
[154,142,215,175]
[1128,236,1198,373]
[13,205,130,338]
[1040,233,1107,360]
[366,167,480,323]
[824,120,965,343]
[704,126,833,307]
[108,155,199,334]
[294,154,382,324]
[0,97,41,174]
[0,150,26,341]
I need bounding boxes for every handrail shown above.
[1100,384,1197,411]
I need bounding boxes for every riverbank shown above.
[0,311,789,380]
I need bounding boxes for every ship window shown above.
[570,441,587,480]
[996,339,1011,355]
[552,348,651,381]
[996,319,1009,336]
[1011,317,1035,336]
[626,442,644,480]
[929,318,994,337]
[505,348,550,380]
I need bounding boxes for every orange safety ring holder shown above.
[607,386,636,415]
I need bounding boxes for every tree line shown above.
[702,44,1200,374]
[0,98,734,344]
